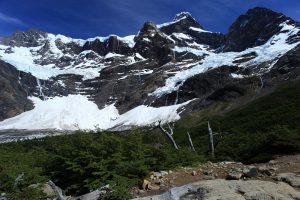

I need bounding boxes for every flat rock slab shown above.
[276,173,300,188]
[133,179,300,200]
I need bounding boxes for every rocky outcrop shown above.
[0,29,47,47]
[0,7,299,124]
[82,39,107,56]
[270,44,300,78]
[189,31,225,49]
[82,36,132,56]
[222,7,299,52]
[0,60,34,121]
[134,22,175,63]
[276,173,300,188]
[159,12,203,35]
[133,179,300,200]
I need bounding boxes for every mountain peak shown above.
[158,12,203,35]
[173,12,193,21]
[222,7,297,52]
[246,7,280,15]
[0,28,47,47]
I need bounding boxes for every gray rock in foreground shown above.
[133,179,300,200]
[276,173,300,188]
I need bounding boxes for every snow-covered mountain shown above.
[0,7,299,131]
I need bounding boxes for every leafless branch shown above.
[187,132,196,152]
[158,121,179,149]
[208,121,215,158]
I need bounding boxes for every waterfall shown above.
[174,85,180,105]
[149,96,157,107]
[138,66,141,83]
[36,78,46,100]
[173,50,175,61]
[18,70,21,85]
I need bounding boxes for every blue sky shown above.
[0,0,300,39]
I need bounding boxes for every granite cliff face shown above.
[222,7,300,52]
[0,7,299,130]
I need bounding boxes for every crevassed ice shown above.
[0,95,191,130]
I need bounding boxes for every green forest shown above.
[0,81,299,199]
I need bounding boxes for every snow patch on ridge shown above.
[104,52,123,59]
[0,44,102,80]
[172,33,192,40]
[151,21,300,97]
[86,35,136,48]
[0,95,190,131]
[189,27,211,33]
[0,32,136,80]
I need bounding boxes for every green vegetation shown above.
[174,81,300,163]
[0,131,205,199]
[0,81,299,199]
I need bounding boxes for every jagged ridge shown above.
[0,7,299,131]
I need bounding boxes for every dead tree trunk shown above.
[208,121,215,158]
[259,76,264,89]
[187,132,196,152]
[48,180,64,200]
[158,121,179,149]
[12,173,24,190]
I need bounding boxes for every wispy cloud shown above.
[0,12,24,25]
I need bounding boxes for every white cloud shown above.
[0,12,24,25]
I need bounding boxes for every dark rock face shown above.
[82,36,132,56]
[0,7,299,124]
[56,39,82,55]
[160,12,203,35]
[106,36,132,55]
[0,29,47,47]
[0,60,34,121]
[269,44,300,79]
[134,22,175,63]
[158,12,226,49]
[151,65,251,108]
[189,31,225,49]
[82,39,107,55]
[222,7,296,52]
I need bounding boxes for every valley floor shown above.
[0,129,71,143]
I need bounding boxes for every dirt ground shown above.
[134,154,300,198]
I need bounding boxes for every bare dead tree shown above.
[259,76,264,90]
[208,121,215,158]
[158,121,179,149]
[256,75,264,95]
[48,180,64,200]
[12,173,24,190]
[187,132,196,152]
[252,76,264,100]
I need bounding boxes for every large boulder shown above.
[276,173,300,188]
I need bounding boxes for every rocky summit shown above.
[0,7,299,131]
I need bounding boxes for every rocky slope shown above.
[0,7,299,131]
[133,154,300,200]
